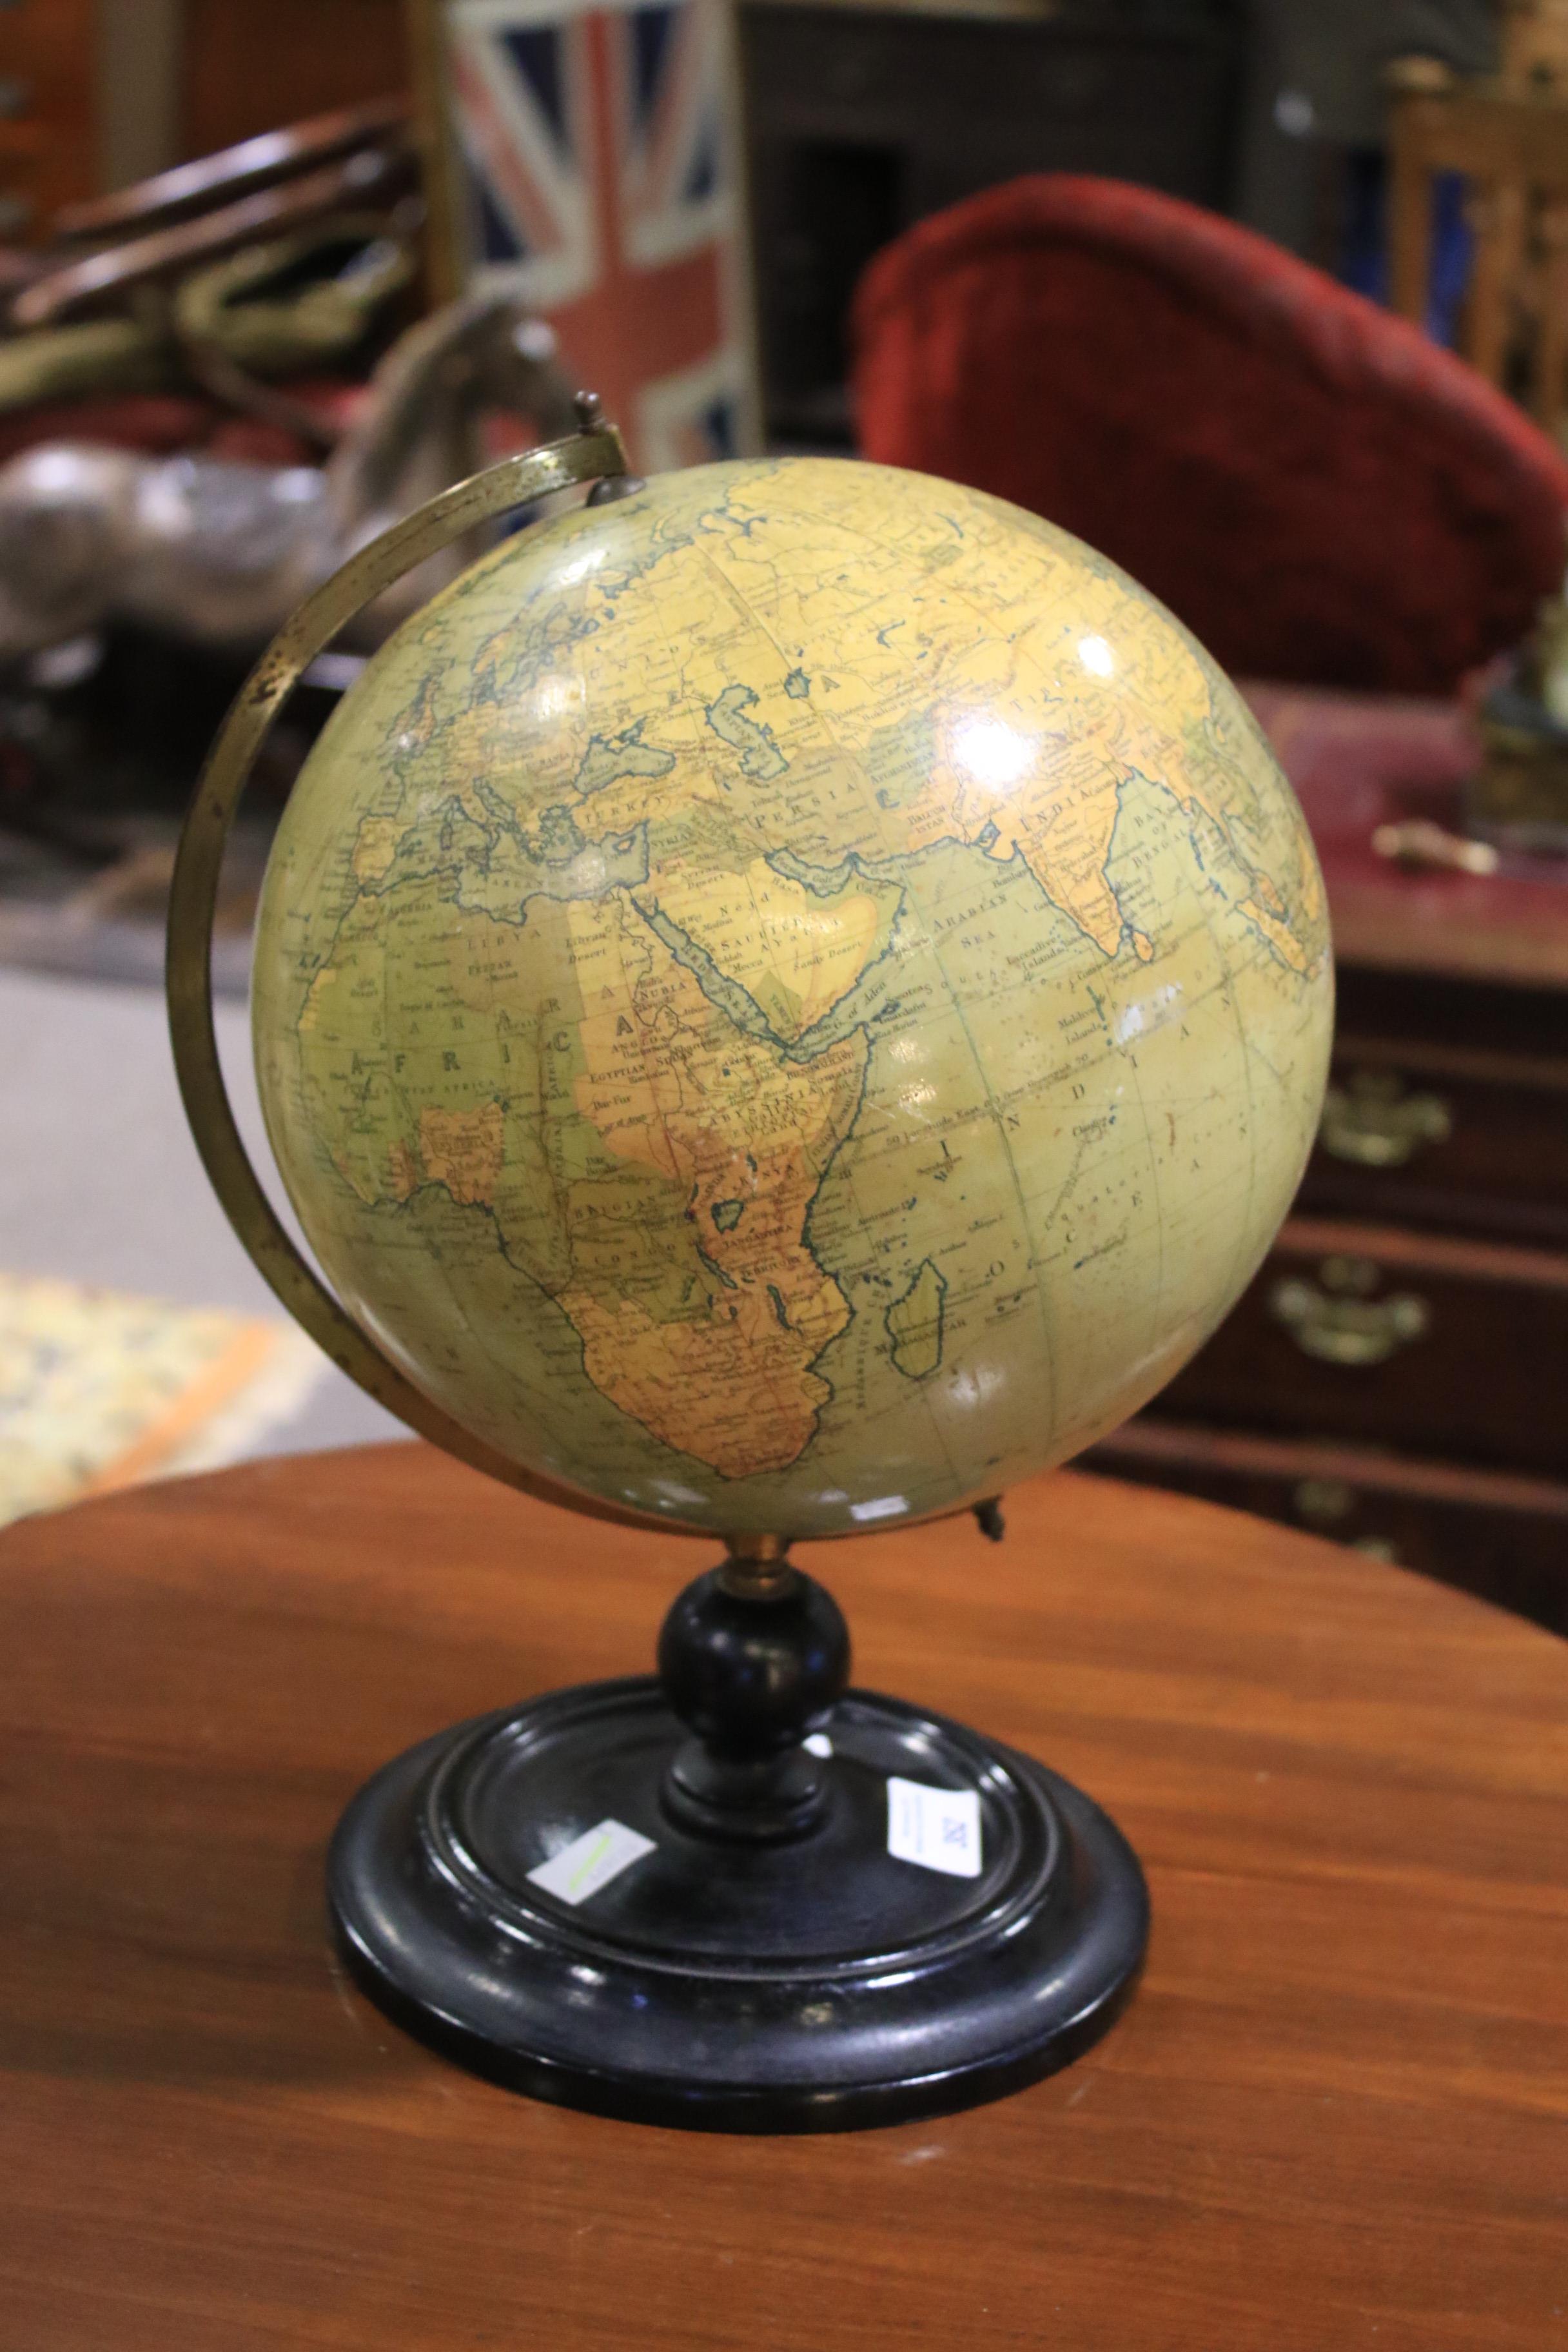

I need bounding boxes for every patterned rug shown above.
[0,1273,325,1525]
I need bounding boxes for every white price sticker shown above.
[887,1776,981,1878]
[527,1818,655,1907]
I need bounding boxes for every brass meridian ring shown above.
[166,422,701,1535]
[168,424,992,1547]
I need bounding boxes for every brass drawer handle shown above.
[1269,1259,1431,1367]
[1293,1476,1354,1525]
[1318,1072,1451,1168]
[1291,1480,1402,1563]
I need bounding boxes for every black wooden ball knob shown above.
[656,1564,850,1841]
[658,1565,849,1756]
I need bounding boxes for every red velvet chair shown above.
[852,175,1568,694]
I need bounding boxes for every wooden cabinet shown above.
[1088,689,1568,1633]
[0,0,97,237]
[181,0,407,160]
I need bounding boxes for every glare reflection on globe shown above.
[253,456,1332,1538]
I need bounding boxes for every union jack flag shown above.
[446,0,759,472]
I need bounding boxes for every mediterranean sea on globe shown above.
[253,456,1332,1540]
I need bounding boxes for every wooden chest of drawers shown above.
[1089,689,1568,1633]
[1165,1213,1568,1479]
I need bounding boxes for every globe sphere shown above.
[253,456,1331,1538]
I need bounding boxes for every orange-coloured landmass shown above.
[1297,823,1325,925]
[419,1102,504,1205]
[562,896,866,1477]
[899,670,1305,972]
[558,1282,836,1481]
[1237,898,1310,972]
[351,817,403,884]
[905,703,1153,957]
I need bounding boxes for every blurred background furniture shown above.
[0,0,97,241]
[740,1,1522,450]
[852,173,1568,691]
[1500,0,1568,86]
[0,100,418,482]
[740,0,1244,447]
[1387,41,1568,434]
[1230,0,1497,266]
[1,4,1552,467]
[0,0,411,244]
[178,0,408,157]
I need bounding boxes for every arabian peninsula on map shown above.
[253,456,1333,1538]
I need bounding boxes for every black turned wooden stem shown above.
[656,1544,850,1843]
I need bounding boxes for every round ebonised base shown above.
[329,1676,1149,2132]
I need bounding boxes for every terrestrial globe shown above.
[252,453,1332,1540]
[175,434,1335,2128]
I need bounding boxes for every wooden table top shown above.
[2,1444,1565,2350]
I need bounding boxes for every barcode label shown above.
[887,1776,981,1877]
[527,1818,655,1906]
